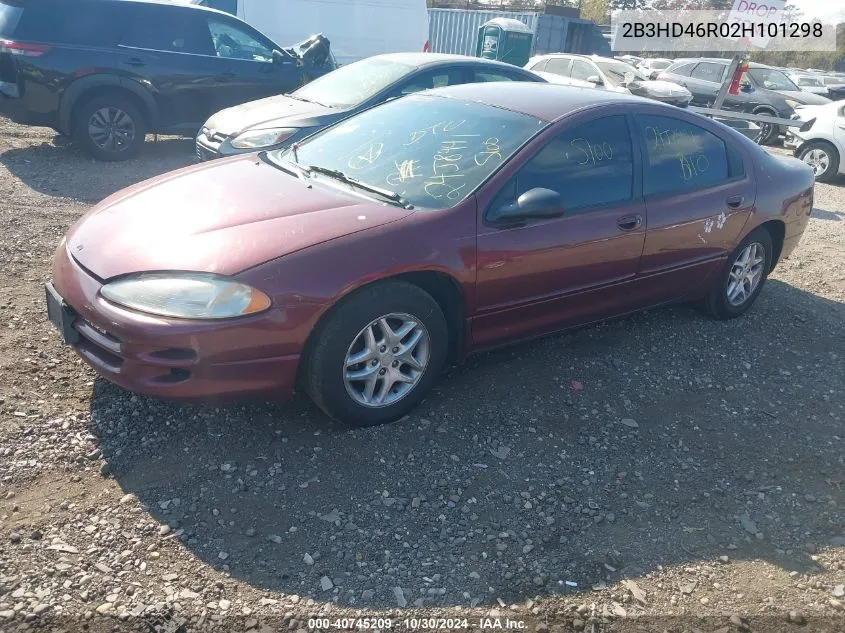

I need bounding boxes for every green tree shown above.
[580,0,610,23]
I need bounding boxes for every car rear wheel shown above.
[73,95,147,161]
[701,227,773,320]
[304,281,449,427]
[799,141,839,183]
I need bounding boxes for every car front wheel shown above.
[701,226,773,320]
[304,281,449,427]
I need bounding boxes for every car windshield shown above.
[290,57,414,108]
[647,60,671,69]
[272,94,547,209]
[748,68,799,91]
[0,0,23,36]
[596,60,647,85]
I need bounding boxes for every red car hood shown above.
[66,155,413,280]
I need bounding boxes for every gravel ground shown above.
[0,122,844,633]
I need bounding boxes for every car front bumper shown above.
[47,244,302,401]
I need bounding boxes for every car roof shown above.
[418,82,646,122]
[375,52,526,70]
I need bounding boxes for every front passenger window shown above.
[207,19,274,62]
[490,115,634,216]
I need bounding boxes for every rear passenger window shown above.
[529,59,548,72]
[121,9,214,55]
[475,70,523,83]
[690,62,725,83]
[13,3,127,47]
[637,115,737,196]
[669,62,696,77]
[492,115,634,214]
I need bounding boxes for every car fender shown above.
[58,75,158,134]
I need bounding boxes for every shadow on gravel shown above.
[813,207,844,222]
[87,280,845,609]
[0,135,195,203]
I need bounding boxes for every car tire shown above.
[73,94,147,161]
[701,226,773,320]
[798,141,840,183]
[304,281,449,427]
[754,109,779,146]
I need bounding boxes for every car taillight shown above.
[656,73,668,81]
[423,40,430,53]
[0,39,52,57]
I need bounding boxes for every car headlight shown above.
[784,99,801,111]
[230,127,298,150]
[100,273,271,320]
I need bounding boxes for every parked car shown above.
[788,73,829,96]
[196,53,546,160]
[638,57,673,80]
[526,54,692,107]
[658,58,831,144]
[46,83,813,426]
[785,101,845,182]
[616,54,643,66]
[821,76,845,101]
[191,0,429,65]
[0,0,335,160]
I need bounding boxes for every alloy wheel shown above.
[88,107,136,152]
[802,148,831,177]
[343,313,430,408]
[727,242,765,307]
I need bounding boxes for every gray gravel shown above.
[0,123,844,632]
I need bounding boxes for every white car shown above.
[638,57,673,80]
[525,54,693,107]
[192,0,429,66]
[788,73,829,96]
[785,101,845,182]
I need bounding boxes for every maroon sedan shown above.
[46,83,814,427]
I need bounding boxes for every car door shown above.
[472,112,647,348]
[632,109,755,303]
[204,15,303,110]
[118,5,223,131]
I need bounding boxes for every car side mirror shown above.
[273,50,293,65]
[587,75,603,85]
[489,188,563,224]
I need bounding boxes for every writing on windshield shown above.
[291,96,547,208]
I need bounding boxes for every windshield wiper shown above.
[287,94,331,108]
[304,165,414,209]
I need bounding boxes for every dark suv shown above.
[659,58,830,144]
[0,0,334,160]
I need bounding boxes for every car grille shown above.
[195,141,218,162]
[73,318,124,372]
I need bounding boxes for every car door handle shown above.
[726,195,745,209]
[616,214,642,231]
[124,58,146,67]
